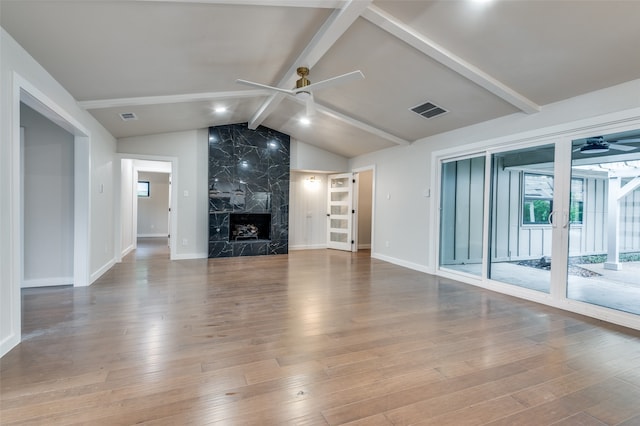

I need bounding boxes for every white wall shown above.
[137,172,170,237]
[1,28,117,357]
[350,78,640,273]
[289,172,328,250]
[120,159,135,257]
[117,130,208,259]
[291,139,349,172]
[117,133,348,257]
[21,103,74,287]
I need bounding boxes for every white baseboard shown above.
[120,244,135,259]
[171,252,208,260]
[1,333,20,358]
[89,258,116,285]
[21,276,73,288]
[289,244,327,251]
[371,252,431,273]
[358,244,371,250]
[137,233,168,238]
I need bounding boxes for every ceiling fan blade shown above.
[611,137,640,144]
[306,92,316,117]
[293,70,364,94]
[609,143,637,152]
[235,79,294,95]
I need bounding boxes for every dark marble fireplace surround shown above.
[208,123,290,257]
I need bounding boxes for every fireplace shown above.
[229,213,271,241]
[208,123,289,258]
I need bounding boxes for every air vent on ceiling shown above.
[410,101,447,119]
[119,112,138,121]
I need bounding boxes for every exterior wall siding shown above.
[444,158,640,265]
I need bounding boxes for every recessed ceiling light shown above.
[214,106,227,113]
[300,117,311,126]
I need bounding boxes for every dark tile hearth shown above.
[208,123,290,258]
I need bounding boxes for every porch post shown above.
[604,176,621,270]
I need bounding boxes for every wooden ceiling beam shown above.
[248,0,372,130]
[362,5,541,115]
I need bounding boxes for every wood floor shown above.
[3,239,640,425]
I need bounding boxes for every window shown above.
[569,178,584,224]
[522,173,583,225]
[137,181,150,197]
[522,173,553,225]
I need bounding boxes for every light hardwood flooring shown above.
[2,238,640,425]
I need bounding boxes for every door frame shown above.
[114,154,177,261]
[325,166,376,253]
[353,165,376,253]
[4,73,91,356]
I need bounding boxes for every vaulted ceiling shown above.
[3,0,640,158]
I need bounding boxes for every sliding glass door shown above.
[567,131,640,315]
[488,144,557,293]
[439,156,485,277]
[437,127,640,327]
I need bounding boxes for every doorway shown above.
[566,130,640,315]
[6,76,91,356]
[355,169,373,250]
[117,157,175,260]
[21,103,75,288]
[326,168,374,253]
[136,171,171,242]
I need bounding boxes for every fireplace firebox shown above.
[229,213,271,241]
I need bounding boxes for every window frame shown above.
[137,180,150,197]
[521,172,554,226]
[521,172,584,226]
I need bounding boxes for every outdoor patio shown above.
[443,261,640,316]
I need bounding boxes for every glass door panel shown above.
[439,156,485,276]
[567,131,640,315]
[488,144,556,293]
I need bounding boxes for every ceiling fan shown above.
[574,136,640,154]
[236,66,364,116]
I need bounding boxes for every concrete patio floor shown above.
[442,261,640,316]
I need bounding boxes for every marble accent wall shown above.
[208,123,290,257]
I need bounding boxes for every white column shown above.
[604,176,621,270]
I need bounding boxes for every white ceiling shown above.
[3,0,640,158]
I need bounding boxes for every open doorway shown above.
[20,103,75,288]
[355,168,373,251]
[136,171,171,257]
[118,158,174,260]
[6,77,91,355]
